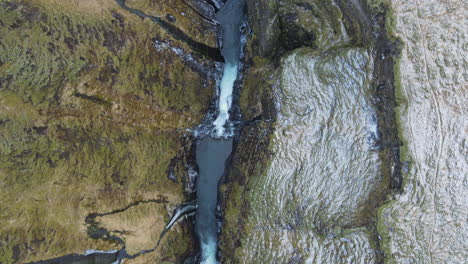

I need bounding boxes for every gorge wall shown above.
[219,0,467,263]
[0,0,466,263]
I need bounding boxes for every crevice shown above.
[28,198,172,264]
[114,0,224,62]
[26,251,119,264]
[368,4,405,264]
[179,0,218,25]
[204,0,221,12]
[84,197,170,246]
[350,1,403,262]
[372,31,403,191]
[73,92,112,106]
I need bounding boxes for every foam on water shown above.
[84,249,118,256]
[213,63,239,137]
[195,137,233,264]
[209,0,244,138]
[200,238,218,264]
[195,0,244,262]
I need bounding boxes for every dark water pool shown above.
[195,137,233,263]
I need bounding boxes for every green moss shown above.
[377,201,398,264]
[239,58,277,121]
[0,0,213,120]
[367,0,398,40]
[0,0,213,262]
[0,243,14,264]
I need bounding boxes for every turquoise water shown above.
[195,137,233,264]
[195,0,245,263]
[211,0,244,138]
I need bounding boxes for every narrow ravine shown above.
[194,1,245,263]
[5,0,466,263]
[25,0,245,263]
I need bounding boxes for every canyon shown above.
[0,0,466,263]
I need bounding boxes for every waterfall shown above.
[212,63,239,137]
[195,1,245,263]
[211,0,244,138]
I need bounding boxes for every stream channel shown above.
[28,0,245,263]
[194,0,245,263]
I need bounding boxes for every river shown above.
[26,0,245,263]
[194,0,245,263]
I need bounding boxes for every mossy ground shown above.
[94,201,194,262]
[124,0,218,48]
[0,0,215,262]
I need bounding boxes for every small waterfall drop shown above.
[211,0,244,138]
[194,0,245,263]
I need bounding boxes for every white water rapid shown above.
[212,63,239,137]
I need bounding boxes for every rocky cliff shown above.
[220,0,466,263]
[1,0,466,263]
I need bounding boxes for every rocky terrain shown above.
[0,0,466,263]
[377,0,467,263]
[220,0,467,263]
